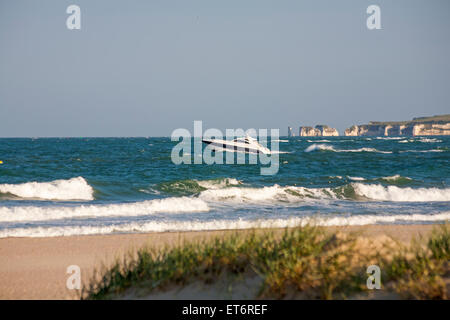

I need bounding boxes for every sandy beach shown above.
[0,224,438,300]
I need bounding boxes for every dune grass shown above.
[380,224,449,299]
[83,224,449,300]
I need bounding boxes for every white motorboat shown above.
[202,135,271,154]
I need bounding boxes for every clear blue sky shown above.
[1,0,449,137]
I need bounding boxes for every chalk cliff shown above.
[316,125,339,136]
[299,125,339,137]
[299,126,320,137]
[344,115,450,136]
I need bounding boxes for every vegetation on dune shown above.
[381,224,449,299]
[84,224,449,300]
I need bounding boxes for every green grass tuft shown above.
[381,224,449,299]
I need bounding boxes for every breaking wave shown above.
[307,139,331,143]
[197,183,450,203]
[398,138,442,144]
[304,144,336,152]
[0,177,94,201]
[418,138,442,143]
[353,183,450,202]
[329,175,413,184]
[305,144,392,154]
[0,197,210,222]
[379,175,411,181]
[375,137,404,140]
[2,212,449,238]
[347,176,366,181]
[400,149,444,153]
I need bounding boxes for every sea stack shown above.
[288,126,295,137]
[299,125,339,137]
[315,125,339,136]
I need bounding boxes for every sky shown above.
[0,0,449,137]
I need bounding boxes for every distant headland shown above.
[289,114,450,137]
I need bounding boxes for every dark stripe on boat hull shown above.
[202,140,261,154]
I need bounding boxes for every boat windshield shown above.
[233,137,252,144]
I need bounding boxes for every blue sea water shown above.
[0,136,449,237]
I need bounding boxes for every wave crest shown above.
[0,177,94,201]
[0,197,209,222]
[198,184,343,203]
[2,212,449,237]
[352,183,450,202]
[305,144,336,152]
[197,183,450,203]
[305,144,392,154]
[378,175,412,183]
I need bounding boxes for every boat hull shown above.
[202,139,269,154]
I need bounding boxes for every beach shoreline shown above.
[0,224,438,299]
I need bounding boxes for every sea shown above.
[0,136,449,238]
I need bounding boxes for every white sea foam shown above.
[347,176,366,181]
[353,183,450,202]
[305,144,336,152]
[2,183,448,225]
[199,183,450,203]
[2,181,446,222]
[196,178,242,189]
[398,138,441,144]
[0,197,210,222]
[0,177,94,201]
[1,212,449,238]
[343,148,392,154]
[307,140,331,143]
[400,149,444,153]
[418,138,442,143]
[380,175,412,181]
[320,212,450,225]
[305,144,392,154]
[198,184,338,203]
